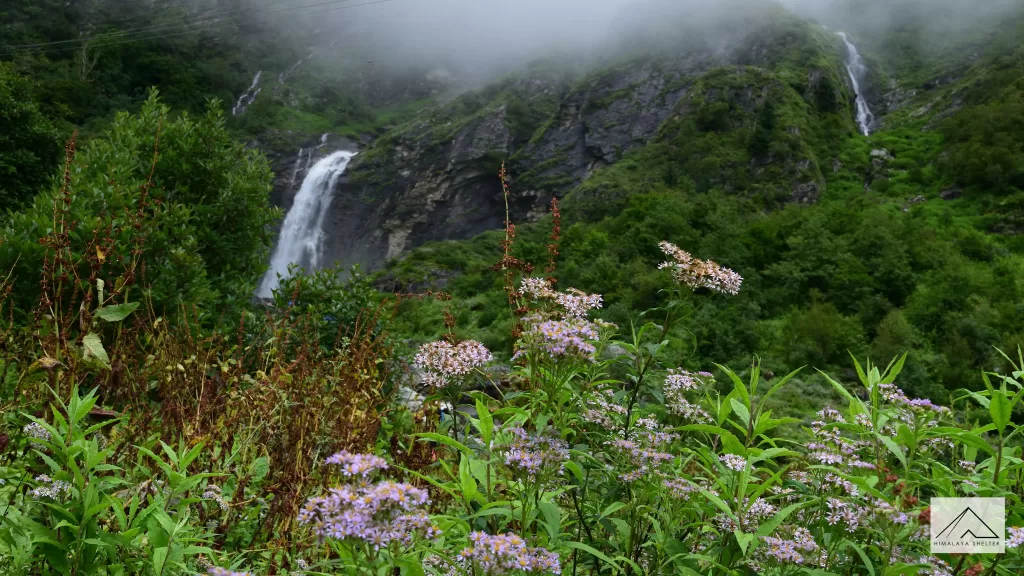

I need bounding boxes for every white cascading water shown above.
[837,33,875,136]
[286,148,306,193]
[257,150,357,298]
[232,71,263,116]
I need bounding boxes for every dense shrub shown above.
[0,63,61,209]
[0,91,278,317]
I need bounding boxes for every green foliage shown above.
[269,263,380,350]
[940,94,1024,194]
[0,63,62,209]
[0,91,278,316]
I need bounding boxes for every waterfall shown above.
[837,33,875,136]
[258,150,357,298]
[286,148,306,194]
[278,56,306,84]
[232,71,263,116]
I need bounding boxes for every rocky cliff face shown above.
[269,9,862,274]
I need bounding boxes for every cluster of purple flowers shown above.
[514,278,604,362]
[606,430,678,482]
[202,484,229,511]
[513,314,599,361]
[878,382,951,416]
[583,388,628,428]
[808,407,874,470]
[519,278,602,319]
[825,498,866,529]
[718,454,747,472]
[657,242,743,295]
[324,451,389,477]
[760,527,823,566]
[415,340,493,389]
[23,422,51,445]
[1008,526,1024,548]
[29,474,71,500]
[457,531,561,574]
[663,478,700,498]
[663,369,713,423]
[298,452,439,550]
[713,496,776,533]
[497,426,569,482]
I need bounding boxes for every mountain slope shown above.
[363,1,1024,397]
[324,1,858,272]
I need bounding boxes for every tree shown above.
[0,90,280,317]
[0,63,62,208]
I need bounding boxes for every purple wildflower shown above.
[497,427,569,482]
[719,454,747,472]
[1008,526,1024,548]
[519,278,602,318]
[415,340,493,389]
[297,455,439,550]
[761,527,822,566]
[29,475,71,500]
[458,532,561,574]
[23,422,51,445]
[514,314,599,361]
[583,388,628,428]
[663,478,700,498]
[325,451,389,477]
[658,242,742,295]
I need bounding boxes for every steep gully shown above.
[837,32,875,136]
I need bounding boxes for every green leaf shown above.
[82,333,110,368]
[475,398,493,446]
[539,501,561,540]
[880,352,908,384]
[414,432,473,456]
[716,363,750,404]
[397,557,426,576]
[818,369,867,413]
[698,487,735,520]
[843,541,876,576]
[599,502,627,519]
[458,457,478,503]
[756,501,809,538]
[95,302,140,322]
[561,541,620,571]
[733,530,755,555]
[755,366,803,412]
[749,448,798,465]
[564,460,584,482]
[989,389,1012,433]
[876,434,908,470]
[152,546,168,576]
[730,398,751,429]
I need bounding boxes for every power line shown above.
[2,0,356,54]
[2,0,398,56]
[3,0,305,50]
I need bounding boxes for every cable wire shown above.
[2,0,400,55]
[3,0,304,49]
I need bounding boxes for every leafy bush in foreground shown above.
[1,216,1022,575]
[0,90,278,318]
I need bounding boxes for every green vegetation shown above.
[0,0,1022,574]
[0,92,278,318]
[0,63,62,208]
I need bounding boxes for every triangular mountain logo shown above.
[935,507,1000,540]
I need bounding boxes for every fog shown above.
[280,0,1023,77]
